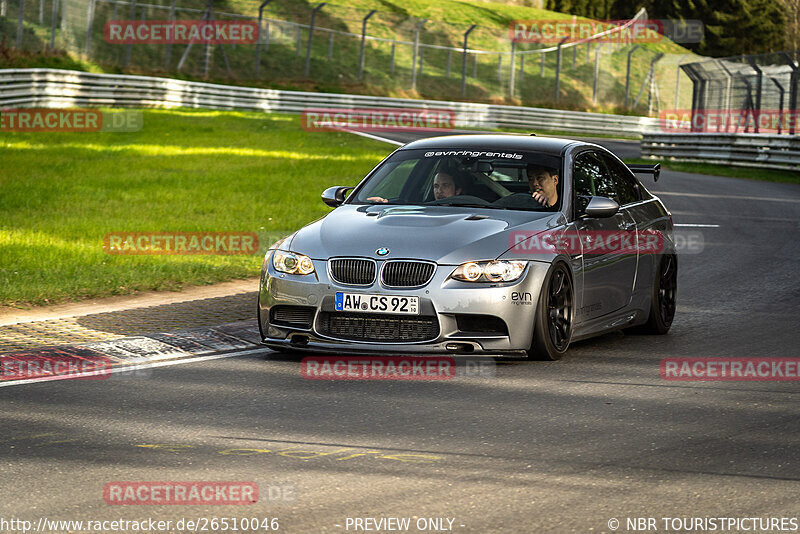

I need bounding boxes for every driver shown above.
[367,170,465,203]
[432,171,463,200]
[527,164,559,208]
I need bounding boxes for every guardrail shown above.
[0,68,658,136]
[641,133,800,171]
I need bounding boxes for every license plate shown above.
[335,292,419,315]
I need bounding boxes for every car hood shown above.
[288,204,567,264]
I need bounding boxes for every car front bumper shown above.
[258,256,550,356]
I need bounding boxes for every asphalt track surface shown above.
[1,131,799,534]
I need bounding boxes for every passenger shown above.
[527,164,559,207]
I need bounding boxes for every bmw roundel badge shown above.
[376,247,390,256]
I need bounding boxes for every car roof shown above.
[399,134,583,155]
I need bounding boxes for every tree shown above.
[780,0,800,56]
[547,0,788,56]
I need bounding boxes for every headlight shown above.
[272,250,315,275]
[451,260,526,283]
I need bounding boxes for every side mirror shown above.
[321,186,353,208]
[582,196,619,218]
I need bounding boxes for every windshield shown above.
[350,148,564,211]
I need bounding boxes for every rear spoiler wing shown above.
[627,163,661,182]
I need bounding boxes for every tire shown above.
[633,254,677,335]
[527,262,574,361]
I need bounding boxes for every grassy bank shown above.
[0,109,390,306]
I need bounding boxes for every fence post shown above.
[419,46,424,76]
[554,37,567,102]
[304,2,325,77]
[715,59,734,132]
[295,27,301,56]
[16,0,25,48]
[540,50,544,77]
[673,54,688,110]
[625,45,640,107]
[633,52,663,111]
[123,0,136,67]
[1,0,6,18]
[358,9,376,80]
[592,43,602,104]
[445,48,451,77]
[472,54,476,77]
[509,41,516,98]
[254,0,274,77]
[38,0,42,24]
[327,32,333,60]
[83,0,95,55]
[203,0,213,78]
[779,51,798,134]
[410,19,426,91]
[747,58,763,134]
[48,0,57,49]
[770,78,785,134]
[206,5,231,78]
[390,42,395,74]
[165,0,176,69]
[177,3,209,71]
[461,24,476,97]
[496,54,501,83]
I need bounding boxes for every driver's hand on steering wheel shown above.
[367,196,388,203]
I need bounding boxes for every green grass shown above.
[624,158,800,184]
[0,109,390,306]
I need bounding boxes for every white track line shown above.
[0,348,267,388]
[674,223,720,228]
[656,191,800,203]
[342,129,404,145]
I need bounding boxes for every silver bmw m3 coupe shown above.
[258,134,677,360]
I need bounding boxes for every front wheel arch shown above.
[527,260,575,361]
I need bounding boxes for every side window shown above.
[601,154,640,205]
[573,151,618,201]
[573,152,606,214]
